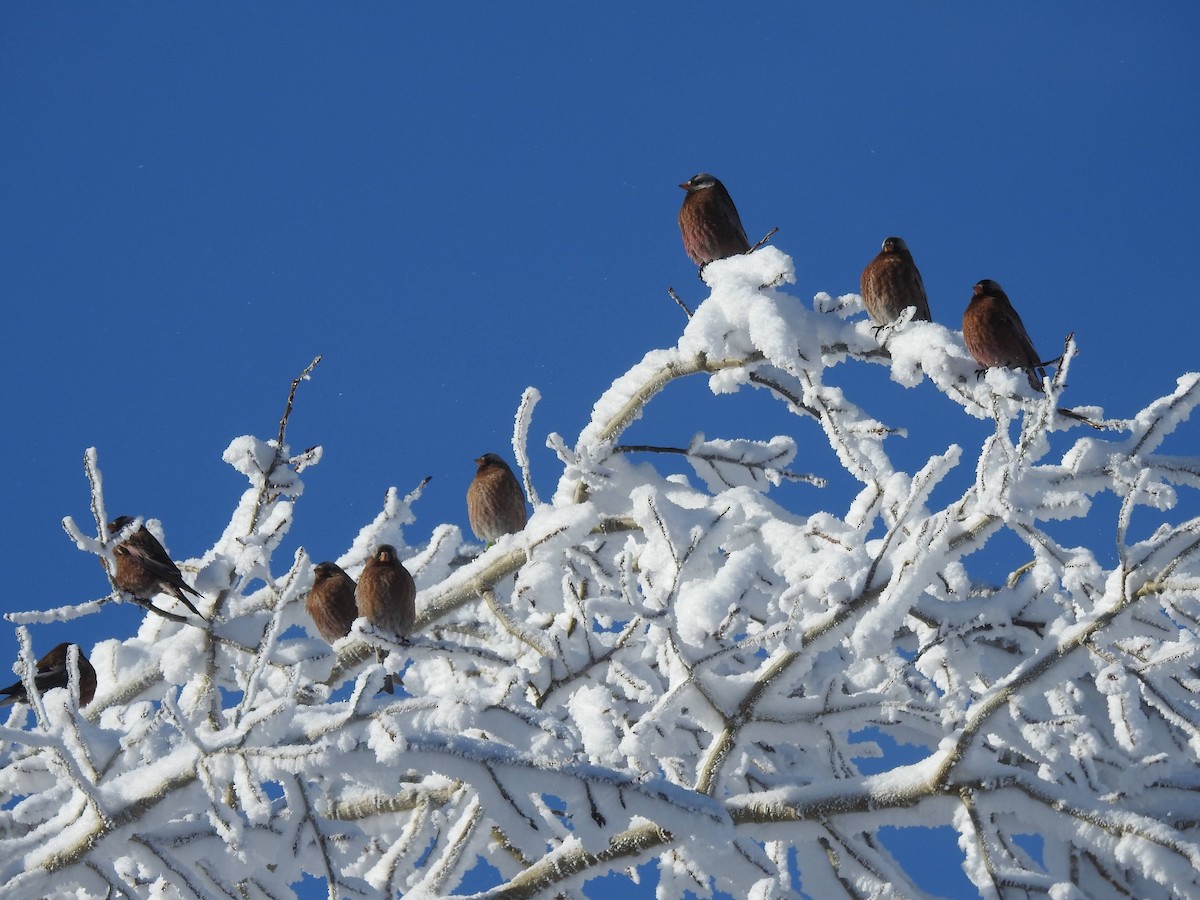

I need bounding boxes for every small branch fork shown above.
[246,355,324,542]
[1036,331,1071,372]
[278,355,323,448]
[613,443,825,487]
[667,227,779,319]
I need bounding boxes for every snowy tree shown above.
[3,247,1199,898]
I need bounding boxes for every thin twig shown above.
[667,287,693,318]
[612,443,826,486]
[749,226,779,253]
[1056,406,1108,430]
[1035,332,1074,370]
[480,588,552,656]
[277,355,323,448]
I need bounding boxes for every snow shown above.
[3,247,1199,898]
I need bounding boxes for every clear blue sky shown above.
[3,5,1198,896]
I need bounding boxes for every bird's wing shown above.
[908,263,932,319]
[1000,302,1043,369]
[0,659,64,705]
[717,184,750,249]
[729,209,749,249]
[121,542,202,597]
[32,659,69,694]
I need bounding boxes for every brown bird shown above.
[962,279,1047,391]
[1,643,96,708]
[306,562,357,644]
[108,516,205,618]
[678,173,750,267]
[355,544,416,694]
[467,453,528,544]
[860,236,932,327]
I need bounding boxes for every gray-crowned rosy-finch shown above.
[962,279,1047,391]
[678,173,750,268]
[355,544,416,693]
[860,236,932,327]
[1,643,96,708]
[109,516,205,617]
[306,561,357,644]
[466,453,528,544]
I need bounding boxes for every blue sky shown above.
[3,5,1198,896]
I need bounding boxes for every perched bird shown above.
[306,562,357,644]
[355,544,417,694]
[860,236,932,327]
[1,643,96,708]
[678,173,750,267]
[962,279,1047,391]
[467,453,528,544]
[108,516,205,618]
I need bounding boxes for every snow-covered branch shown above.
[3,249,1198,897]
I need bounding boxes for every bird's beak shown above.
[678,181,690,191]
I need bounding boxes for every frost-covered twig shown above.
[614,439,826,489]
[479,822,670,900]
[277,355,322,448]
[248,354,323,538]
[291,775,340,898]
[480,588,551,657]
[512,387,540,507]
[666,286,693,318]
[326,781,461,821]
[412,795,483,896]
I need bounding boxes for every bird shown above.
[108,516,206,618]
[962,279,1047,391]
[1,643,96,708]
[860,236,932,327]
[355,544,417,694]
[306,562,357,644]
[467,453,528,544]
[678,173,750,267]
